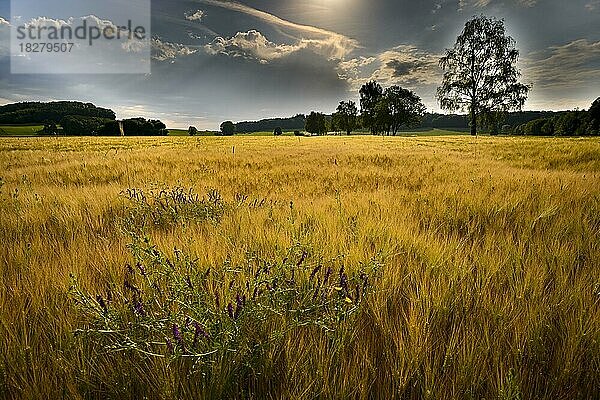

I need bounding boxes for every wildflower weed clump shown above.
[70,239,380,358]
[121,186,226,232]
[70,186,381,394]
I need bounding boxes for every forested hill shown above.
[234,111,562,132]
[420,111,560,130]
[0,101,116,124]
[235,114,307,133]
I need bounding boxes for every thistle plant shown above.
[121,186,226,232]
[71,239,381,364]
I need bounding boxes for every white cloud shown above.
[7,16,151,73]
[199,0,359,59]
[205,30,298,63]
[585,0,600,10]
[11,15,148,55]
[459,0,537,9]
[19,15,117,34]
[185,10,205,22]
[114,104,209,129]
[0,17,9,56]
[205,29,358,63]
[121,39,147,53]
[524,96,594,111]
[341,45,442,90]
[337,56,377,83]
[152,37,197,61]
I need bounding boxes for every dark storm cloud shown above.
[386,60,429,78]
[520,38,600,109]
[0,0,598,126]
[525,39,600,89]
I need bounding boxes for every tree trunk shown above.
[470,106,477,136]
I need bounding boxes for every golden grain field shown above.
[1,135,599,399]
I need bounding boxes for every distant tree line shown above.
[59,116,112,136]
[59,116,168,136]
[513,100,599,136]
[221,107,598,137]
[418,108,599,136]
[300,83,426,136]
[234,114,307,134]
[0,101,115,124]
[188,126,219,136]
[0,101,168,136]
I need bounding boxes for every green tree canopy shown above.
[375,86,426,136]
[60,116,112,136]
[220,121,235,136]
[553,111,588,136]
[335,101,359,135]
[305,111,327,136]
[478,111,507,135]
[589,97,600,134]
[121,118,168,136]
[437,15,529,135]
[359,81,384,134]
